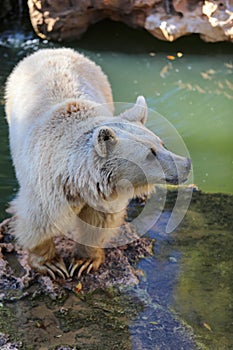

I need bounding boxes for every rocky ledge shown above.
[0,218,153,300]
[27,0,233,42]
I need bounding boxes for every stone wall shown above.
[2,0,233,42]
[27,0,233,42]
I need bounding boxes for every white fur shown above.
[5,48,190,253]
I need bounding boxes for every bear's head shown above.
[92,96,191,203]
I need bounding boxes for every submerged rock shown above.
[27,0,233,42]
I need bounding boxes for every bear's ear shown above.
[93,126,118,157]
[119,96,147,125]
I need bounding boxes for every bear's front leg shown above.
[68,204,125,278]
[28,238,69,279]
[69,243,105,278]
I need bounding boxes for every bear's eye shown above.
[147,148,157,161]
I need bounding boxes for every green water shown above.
[0,19,233,350]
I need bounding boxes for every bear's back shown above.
[5,48,113,128]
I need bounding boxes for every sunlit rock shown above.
[27,0,233,42]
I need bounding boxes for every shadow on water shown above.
[72,19,233,55]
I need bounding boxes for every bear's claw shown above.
[45,260,70,280]
[69,258,100,278]
[28,241,70,279]
[29,253,70,279]
[44,265,56,280]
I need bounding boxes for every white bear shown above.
[5,48,191,278]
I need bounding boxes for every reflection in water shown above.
[160,62,173,78]
[176,69,233,100]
